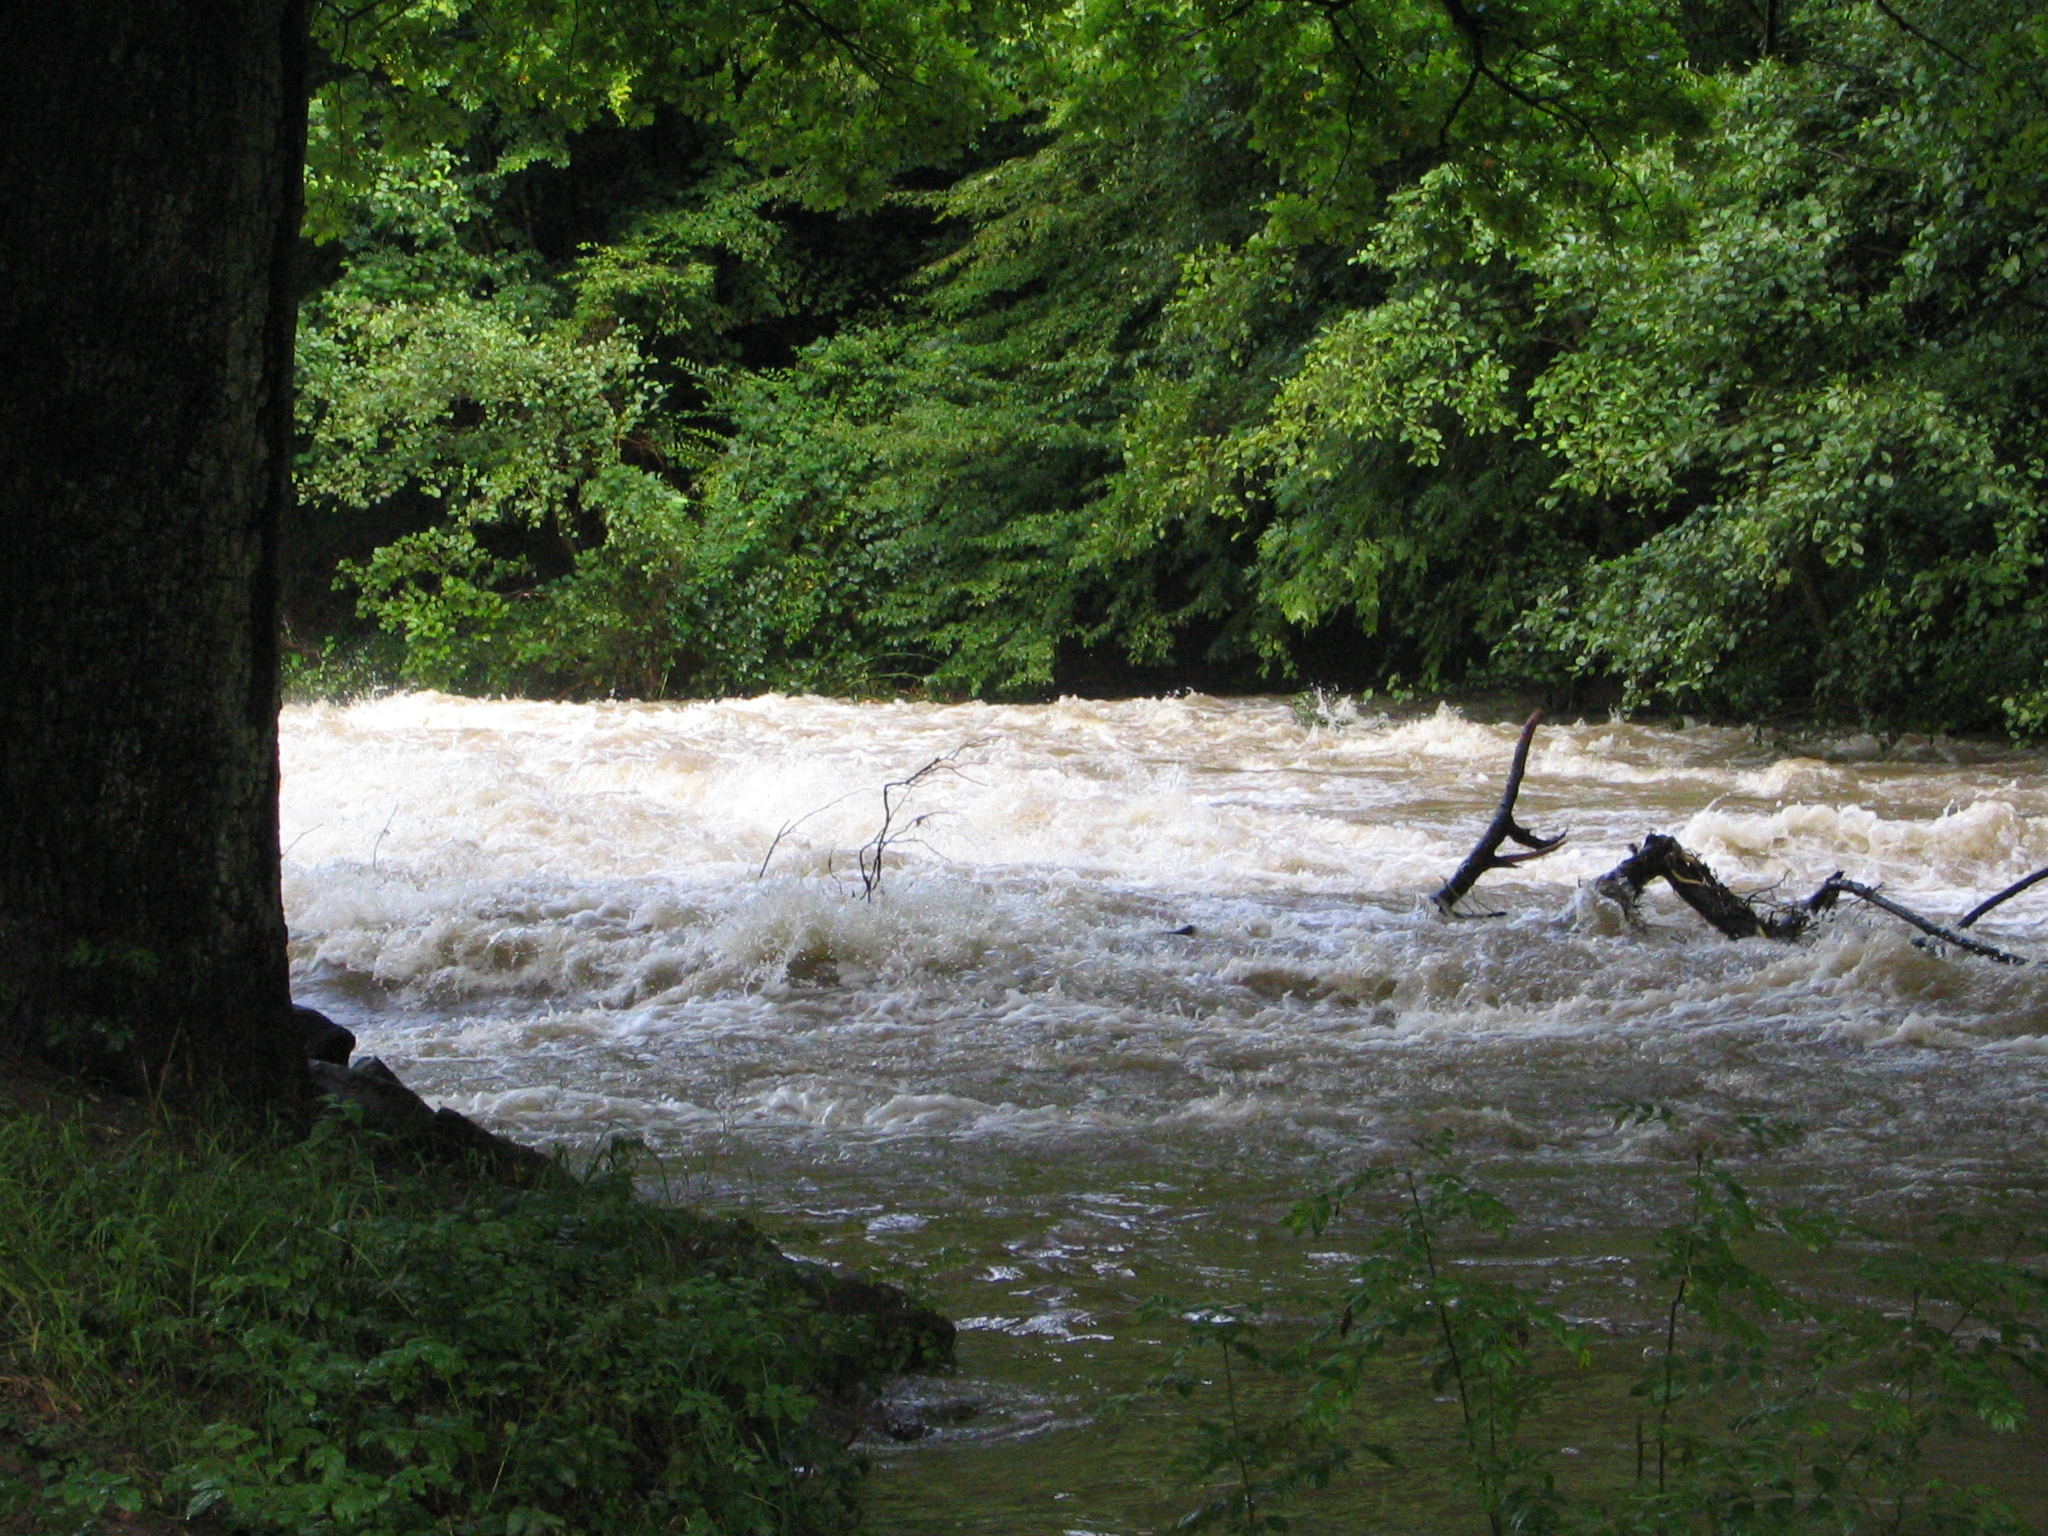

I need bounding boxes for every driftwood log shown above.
[1434,715,2042,964]
[1593,832,1809,940]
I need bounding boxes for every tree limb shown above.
[1811,877,2028,964]
[1431,712,1566,916]
[1866,0,1982,75]
[1591,836,2031,963]
[1592,832,1808,939]
[1956,864,2048,930]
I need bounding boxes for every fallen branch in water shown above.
[1806,876,2029,964]
[1431,712,1567,917]
[1593,833,1813,941]
[1437,718,2034,962]
[851,751,973,901]
[1957,864,2048,930]
[1591,835,2030,963]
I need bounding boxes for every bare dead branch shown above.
[1591,835,2031,963]
[1432,712,1567,916]
[1956,864,2048,930]
[1809,877,2028,964]
[757,786,873,880]
[856,781,952,902]
[759,745,983,898]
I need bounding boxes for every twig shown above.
[1432,713,1566,916]
[855,751,976,901]
[757,745,982,898]
[370,804,398,873]
[757,787,872,880]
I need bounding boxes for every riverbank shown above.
[0,1054,947,1535]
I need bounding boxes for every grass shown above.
[0,1075,938,1536]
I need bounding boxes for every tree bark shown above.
[0,1,309,1104]
[1592,833,1805,940]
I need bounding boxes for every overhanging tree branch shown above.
[1866,0,1982,75]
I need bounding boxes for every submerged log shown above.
[1432,712,1567,916]
[1432,716,2033,963]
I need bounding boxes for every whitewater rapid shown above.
[277,691,2048,1180]
[281,692,2048,1099]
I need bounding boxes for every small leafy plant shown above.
[1144,1120,2048,1534]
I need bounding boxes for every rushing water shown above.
[279,692,2048,1531]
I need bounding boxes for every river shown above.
[278,692,2048,1531]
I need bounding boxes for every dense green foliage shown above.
[288,0,2048,728]
[1142,1123,2048,1533]
[0,1112,916,1535]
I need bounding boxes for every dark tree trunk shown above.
[0,1,309,1105]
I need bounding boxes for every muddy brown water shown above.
[280,694,2048,1530]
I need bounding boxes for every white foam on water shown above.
[281,693,2048,1224]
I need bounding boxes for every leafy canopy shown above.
[289,0,2048,730]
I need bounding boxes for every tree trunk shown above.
[0,0,309,1105]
